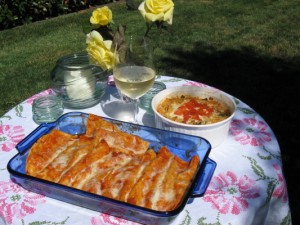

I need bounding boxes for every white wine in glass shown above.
[113,36,155,122]
[114,66,155,99]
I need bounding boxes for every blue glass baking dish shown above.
[7,112,216,224]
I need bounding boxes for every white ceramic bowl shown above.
[151,85,236,148]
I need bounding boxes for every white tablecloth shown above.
[0,76,291,225]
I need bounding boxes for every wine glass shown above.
[113,36,156,122]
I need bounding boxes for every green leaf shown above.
[160,78,183,83]
[280,212,292,225]
[179,210,192,225]
[237,107,255,114]
[257,152,272,160]
[260,145,281,161]
[15,104,23,117]
[264,179,278,205]
[197,217,221,225]
[4,115,11,120]
[0,115,11,121]
[245,156,266,179]
[198,217,208,225]
[28,216,69,225]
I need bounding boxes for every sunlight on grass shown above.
[0,0,299,115]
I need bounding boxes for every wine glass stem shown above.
[132,99,139,123]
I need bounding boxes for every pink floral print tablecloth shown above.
[0,76,291,225]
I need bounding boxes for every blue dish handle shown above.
[16,122,56,155]
[191,158,216,197]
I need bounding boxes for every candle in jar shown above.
[64,69,96,101]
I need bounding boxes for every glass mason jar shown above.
[51,52,108,109]
[32,95,64,124]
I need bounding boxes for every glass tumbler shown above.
[32,95,64,124]
[139,81,166,111]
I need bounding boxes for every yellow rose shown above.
[138,0,174,25]
[90,6,112,27]
[86,31,119,70]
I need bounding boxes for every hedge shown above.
[0,0,114,30]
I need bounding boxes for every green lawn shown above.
[1,0,299,116]
[1,0,300,223]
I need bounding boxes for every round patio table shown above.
[0,76,291,225]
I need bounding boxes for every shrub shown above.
[0,0,106,30]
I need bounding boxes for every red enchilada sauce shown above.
[174,98,214,123]
[157,95,231,125]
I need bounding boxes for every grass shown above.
[0,0,300,223]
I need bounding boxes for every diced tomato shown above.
[174,99,213,123]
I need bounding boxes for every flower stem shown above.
[144,22,154,38]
